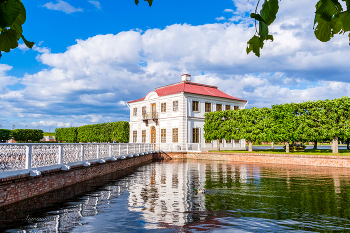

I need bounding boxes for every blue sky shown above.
[1,0,350,131]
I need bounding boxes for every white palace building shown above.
[127,74,247,151]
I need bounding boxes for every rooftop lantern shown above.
[181,74,191,82]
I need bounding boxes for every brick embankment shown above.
[0,163,151,230]
[0,154,154,207]
[158,151,350,168]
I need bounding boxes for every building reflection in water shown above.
[127,161,260,229]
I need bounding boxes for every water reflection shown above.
[2,160,350,232]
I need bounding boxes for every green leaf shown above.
[314,15,332,42]
[259,21,269,40]
[316,0,342,21]
[340,11,350,31]
[0,0,22,28]
[246,35,264,57]
[21,34,34,48]
[260,0,279,26]
[332,16,343,34]
[145,0,153,7]
[250,13,266,23]
[343,0,350,10]
[0,29,19,52]
[135,0,152,6]
[267,34,274,41]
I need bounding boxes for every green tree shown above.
[270,103,303,153]
[11,129,43,142]
[298,100,329,149]
[0,128,11,141]
[321,97,350,153]
[204,110,227,151]
[248,0,350,57]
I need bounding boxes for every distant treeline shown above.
[55,121,129,143]
[204,96,350,153]
[0,129,44,142]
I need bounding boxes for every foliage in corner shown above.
[134,0,153,7]
[0,0,34,57]
[247,0,278,57]
[248,0,350,57]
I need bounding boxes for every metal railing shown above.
[155,143,201,152]
[0,143,156,175]
[142,112,158,120]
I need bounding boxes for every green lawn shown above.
[43,132,55,136]
[209,149,350,156]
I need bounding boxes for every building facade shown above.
[127,74,248,151]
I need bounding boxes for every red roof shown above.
[127,81,247,103]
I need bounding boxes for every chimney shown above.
[181,74,191,82]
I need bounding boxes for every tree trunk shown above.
[331,140,333,151]
[271,141,274,149]
[217,139,220,151]
[313,140,317,150]
[332,136,339,154]
[347,140,349,150]
[286,141,290,153]
[248,139,253,152]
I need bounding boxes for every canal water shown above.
[1,159,350,232]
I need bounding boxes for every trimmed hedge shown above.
[55,127,78,143]
[0,129,12,141]
[55,121,129,143]
[12,129,44,142]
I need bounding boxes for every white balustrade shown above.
[0,143,156,174]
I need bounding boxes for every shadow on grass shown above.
[209,149,350,156]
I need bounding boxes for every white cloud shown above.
[224,9,234,12]
[18,43,30,52]
[43,0,83,14]
[215,16,226,21]
[2,0,350,130]
[0,65,18,91]
[33,45,51,54]
[89,0,101,10]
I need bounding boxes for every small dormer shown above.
[181,74,191,82]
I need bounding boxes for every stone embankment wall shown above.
[156,151,350,168]
[0,154,154,207]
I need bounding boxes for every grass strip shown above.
[209,149,350,156]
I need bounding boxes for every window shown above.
[173,100,178,111]
[142,130,146,143]
[161,103,166,112]
[225,105,231,110]
[234,139,240,144]
[142,106,146,115]
[226,139,231,143]
[219,139,222,143]
[234,106,239,110]
[133,130,137,143]
[172,128,178,143]
[193,128,199,143]
[216,104,222,111]
[133,108,137,116]
[205,103,211,112]
[161,129,166,143]
[192,101,199,112]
